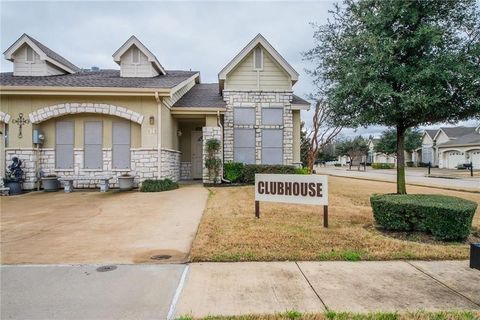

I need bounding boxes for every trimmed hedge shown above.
[140,179,178,192]
[295,167,311,174]
[242,164,297,184]
[370,194,477,241]
[371,163,395,169]
[223,162,244,183]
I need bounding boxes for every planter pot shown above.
[118,176,134,191]
[5,181,22,195]
[42,177,59,192]
[471,243,480,270]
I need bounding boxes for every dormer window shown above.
[25,46,35,63]
[253,46,263,70]
[132,47,140,64]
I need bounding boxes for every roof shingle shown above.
[173,84,226,108]
[0,69,198,89]
[25,34,80,73]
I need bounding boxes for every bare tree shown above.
[305,100,342,171]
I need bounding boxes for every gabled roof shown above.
[433,126,477,141]
[3,33,80,73]
[173,84,226,108]
[437,132,480,148]
[112,35,166,75]
[0,69,198,89]
[218,34,299,84]
[423,129,438,139]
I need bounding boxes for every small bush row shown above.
[371,162,395,169]
[223,162,309,184]
[370,194,477,241]
[140,179,178,192]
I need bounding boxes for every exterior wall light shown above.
[149,116,155,125]
[177,130,183,137]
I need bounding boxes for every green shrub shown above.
[295,167,311,174]
[223,162,244,182]
[406,161,414,167]
[371,162,395,169]
[242,164,297,184]
[370,194,477,241]
[334,163,342,167]
[140,179,178,192]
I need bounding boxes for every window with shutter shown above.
[112,122,131,169]
[253,46,263,70]
[261,129,283,164]
[132,47,140,64]
[55,121,74,169]
[233,108,255,125]
[84,121,103,169]
[26,46,34,62]
[262,108,283,125]
[234,128,255,164]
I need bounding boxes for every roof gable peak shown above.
[112,35,166,76]
[218,33,299,83]
[3,33,79,74]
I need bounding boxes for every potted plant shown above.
[42,174,59,192]
[118,173,134,191]
[3,156,24,195]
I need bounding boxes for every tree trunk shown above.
[396,126,407,194]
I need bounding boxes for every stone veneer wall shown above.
[202,126,223,184]
[223,91,293,165]
[180,162,192,180]
[5,147,180,189]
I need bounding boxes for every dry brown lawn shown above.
[181,310,480,320]
[190,176,480,262]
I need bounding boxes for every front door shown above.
[191,131,203,179]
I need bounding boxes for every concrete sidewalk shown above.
[174,261,480,318]
[1,261,479,319]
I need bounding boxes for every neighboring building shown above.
[417,126,480,168]
[367,138,396,165]
[0,33,310,189]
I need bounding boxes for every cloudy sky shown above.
[1,1,477,138]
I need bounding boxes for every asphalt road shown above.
[315,166,480,191]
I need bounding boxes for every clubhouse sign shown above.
[254,174,329,227]
[255,174,328,205]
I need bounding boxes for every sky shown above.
[1,0,478,138]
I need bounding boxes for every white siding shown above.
[225,47,292,91]
[120,46,159,77]
[12,44,48,76]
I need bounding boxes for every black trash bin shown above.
[470,243,480,270]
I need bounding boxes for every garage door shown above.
[445,151,464,169]
[469,150,480,168]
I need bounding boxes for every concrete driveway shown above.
[0,184,208,264]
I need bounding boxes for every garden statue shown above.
[4,156,24,195]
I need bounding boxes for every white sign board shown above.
[255,174,328,205]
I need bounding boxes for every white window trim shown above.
[25,46,35,63]
[253,47,263,71]
[131,47,140,65]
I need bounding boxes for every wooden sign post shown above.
[254,174,329,228]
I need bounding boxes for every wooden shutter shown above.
[262,129,283,164]
[55,121,74,169]
[84,121,103,169]
[112,122,131,169]
[234,128,255,164]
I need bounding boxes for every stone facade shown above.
[202,126,223,184]
[5,147,180,190]
[0,111,11,124]
[223,91,293,165]
[28,103,144,124]
[180,161,192,180]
